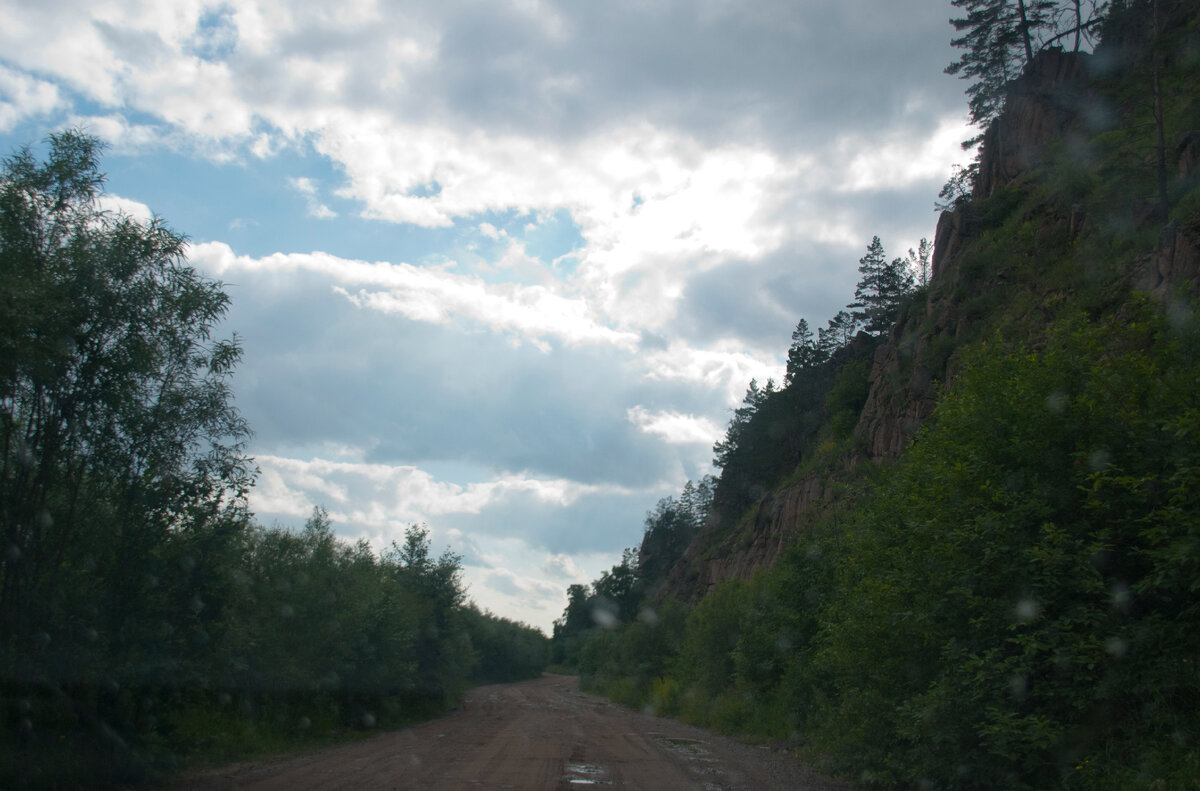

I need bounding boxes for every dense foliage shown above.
[564,307,1200,790]
[0,135,547,789]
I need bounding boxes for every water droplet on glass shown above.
[1015,598,1040,622]
[1044,391,1068,414]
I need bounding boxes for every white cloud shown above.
[250,453,639,531]
[190,241,640,351]
[0,65,61,131]
[314,117,796,332]
[482,567,562,602]
[627,406,723,446]
[96,193,155,225]
[838,112,975,193]
[542,553,586,580]
[289,176,338,219]
[66,114,167,151]
[640,339,785,405]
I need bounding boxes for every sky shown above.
[0,0,974,633]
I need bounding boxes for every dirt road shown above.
[175,674,855,790]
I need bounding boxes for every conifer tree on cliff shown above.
[946,0,1056,131]
[849,236,914,336]
[946,1,1108,133]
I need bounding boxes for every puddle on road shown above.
[662,737,710,757]
[563,762,613,785]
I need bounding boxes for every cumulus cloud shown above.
[191,241,640,351]
[251,453,640,530]
[542,553,586,580]
[96,193,155,225]
[482,568,562,602]
[640,339,785,405]
[0,0,973,631]
[0,65,61,131]
[627,406,723,446]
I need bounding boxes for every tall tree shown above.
[849,237,914,335]
[0,130,253,686]
[906,238,933,288]
[786,318,827,384]
[946,0,1056,130]
[947,1,1108,134]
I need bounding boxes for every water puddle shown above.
[563,762,612,785]
[663,737,709,756]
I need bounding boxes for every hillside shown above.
[658,0,1200,605]
[554,2,1200,788]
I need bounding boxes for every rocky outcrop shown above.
[659,9,1200,604]
[666,473,832,603]
[1179,132,1200,182]
[856,324,938,462]
[974,49,1094,200]
[1137,221,1200,299]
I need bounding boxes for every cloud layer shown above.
[0,0,972,631]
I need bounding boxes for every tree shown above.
[936,162,979,211]
[946,0,1057,130]
[712,379,767,472]
[906,238,933,288]
[0,130,253,688]
[786,318,827,384]
[946,1,1108,133]
[849,236,914,335]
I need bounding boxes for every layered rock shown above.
[666,473,832,603]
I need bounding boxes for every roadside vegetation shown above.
[0,132,547,789]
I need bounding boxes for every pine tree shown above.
[906,238,933,287]
[945,0,1057,131]
[849,237,915,335]
[786,318,827,385]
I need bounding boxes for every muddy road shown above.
[175,674,855,790]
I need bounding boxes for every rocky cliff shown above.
[661,5,1200,603]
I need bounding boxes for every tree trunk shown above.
[1017,0,1035,64]
[1153,0,1169,223]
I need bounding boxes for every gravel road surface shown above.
[174,674,856,791]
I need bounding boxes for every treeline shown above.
[712,234,924,515]
[550,229,926,670]
[0,133,546,789]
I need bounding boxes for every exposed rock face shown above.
[856,322,938,463]
[931,206,977,282]
[666,473,831,603]
[1180,131,1200,182]
[974,49,1093,200]
[1138,221,1200,299]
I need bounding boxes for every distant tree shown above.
[679,475,716,529]
[556,584,592,636]
[592,548,641,624]
[786,318,827,384]
[713,379,767,472]
[936,162,979,210]
[849,236,914,335]
[906,238,934,288]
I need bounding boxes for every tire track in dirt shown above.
[174,675,856,791]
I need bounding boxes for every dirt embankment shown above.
[174,674,856,791]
